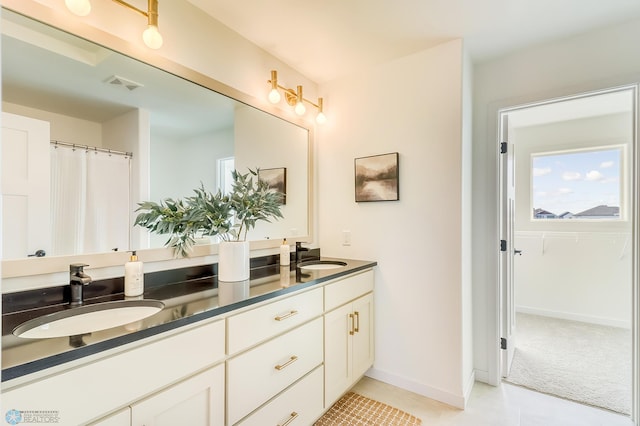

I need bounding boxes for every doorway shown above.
[498,86,636,416]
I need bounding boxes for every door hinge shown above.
[500,142,508,154]
[500,338,507,350]
[500,240,507,252]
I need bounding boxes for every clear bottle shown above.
[124,251,144,297]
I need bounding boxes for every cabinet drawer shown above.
[237,366,324,426]
[227,287,322,354]
[324,269,374,311]
[227,317,323,425]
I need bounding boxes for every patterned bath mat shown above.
[315,392,422,425]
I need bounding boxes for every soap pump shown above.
[280,239,290,266]
[124,251,144,297]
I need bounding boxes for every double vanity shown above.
[2,257,376,425]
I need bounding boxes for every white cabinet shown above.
[131,364,224,426]
[324,271,375,406]
[4,267,375,426]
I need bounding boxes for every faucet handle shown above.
[70,263,90,274]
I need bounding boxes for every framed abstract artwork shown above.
[354,152,399,202]
[258,167,287,204]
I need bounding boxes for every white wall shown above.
[317,39,471,408]
[472,18,640,384]
[2,101,102,145]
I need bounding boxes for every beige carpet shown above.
[315,392,423,425]
[506,312,631,414]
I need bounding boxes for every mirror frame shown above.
[1,1,313,278]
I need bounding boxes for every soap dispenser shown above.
[280,239,290,266]
[124,251,144,297]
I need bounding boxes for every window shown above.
[531,147,622,220]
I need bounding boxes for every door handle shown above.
[514,249,523,256]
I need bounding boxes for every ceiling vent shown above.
[104,75,143,91]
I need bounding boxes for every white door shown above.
[499,113,517,377]
[1,112,50,259]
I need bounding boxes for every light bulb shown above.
[65,0,91,16]
[316,112,327,124]
[142,25,163,49]
[268,88,281,104]
[295,101,306,116]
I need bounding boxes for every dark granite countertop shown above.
[1,258,376,383]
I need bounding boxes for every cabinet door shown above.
[351,293,374,380]
[131,364,224,426]
[324,303,353,406]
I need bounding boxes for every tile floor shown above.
[351,376,634,426]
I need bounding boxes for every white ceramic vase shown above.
[218,241,250,282]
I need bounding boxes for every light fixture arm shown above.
[111,0,150,18]
[111,0,159,26]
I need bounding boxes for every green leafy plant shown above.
[135,168,283,257]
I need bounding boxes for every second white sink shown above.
[297,260,347,270]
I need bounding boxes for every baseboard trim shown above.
[473,369,489,384]
[365,367,466,409]
[462,370,475,409]
[516,305,631,329]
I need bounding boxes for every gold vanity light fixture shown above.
[268,70,327,124]
[65,0,163,49]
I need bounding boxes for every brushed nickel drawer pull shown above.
[278,411,299,426]
[275,355,298,370]
[354,311,360,333]
[349,313,355,335]
[275,310,299,321]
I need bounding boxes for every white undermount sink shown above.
[13,299,165,339]
[297,260,347,270]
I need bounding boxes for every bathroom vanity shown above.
[1,259,375,425]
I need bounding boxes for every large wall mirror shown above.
[1,8,311,273]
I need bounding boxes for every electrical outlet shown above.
[342,230,351,246]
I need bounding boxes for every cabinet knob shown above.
[279,412,299,426]
[275,310,298,321]
[349,313,355,335]
[275,355,298,371]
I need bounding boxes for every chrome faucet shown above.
[70,263,92,306]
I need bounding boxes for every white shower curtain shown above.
[50,145,131,255]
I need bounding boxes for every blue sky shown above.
[532,148,621,215]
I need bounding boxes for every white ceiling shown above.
[187,0,640,84]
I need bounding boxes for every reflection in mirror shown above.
[1,9,309,261]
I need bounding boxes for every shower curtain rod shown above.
[50,140,133,158]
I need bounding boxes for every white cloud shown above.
[533,167,551,177]
[562,171,581,181]
[556,188,573,195]
[536,191,547,197]
[585,170,604,181]
[600,160,614,169]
